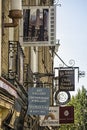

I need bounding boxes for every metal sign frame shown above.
[59,69,75,91]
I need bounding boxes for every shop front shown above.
[0,77,18,130]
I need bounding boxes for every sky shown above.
[54,0,87,95]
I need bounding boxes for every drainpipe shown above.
[4,0,22,28]
[31,47,38,73]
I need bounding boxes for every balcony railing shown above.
[8,41,25,84]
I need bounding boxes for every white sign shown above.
[40,106,59,126]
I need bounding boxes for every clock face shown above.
[55,90,70,105]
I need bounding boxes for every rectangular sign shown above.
[59,106,74,124]
[59,69,75,91]
[27,87,50,115]
[40,107,59,126]
[19,6,56,46]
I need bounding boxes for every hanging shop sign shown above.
[19,6,56,46]
[59,69,75,91]
[40,106,59,126]
[27,87,50,115]
[55,90,71,105]
[59,106,74,124]
[40,106,74,126]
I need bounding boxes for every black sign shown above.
[59,69,75,91]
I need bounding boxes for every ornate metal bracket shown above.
[53,51,85,81]
[53,0,61,6]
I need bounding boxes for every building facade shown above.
[0,0,58,130]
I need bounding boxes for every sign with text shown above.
[59,69,75,91]
[59,106,74,124]
[27,87,50,115]
[40,106,59,126]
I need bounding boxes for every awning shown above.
[0,77,18,98]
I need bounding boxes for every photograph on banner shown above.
[40,106,59,126]
[23,7,49,42]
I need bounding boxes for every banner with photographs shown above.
[20,6,56,46]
